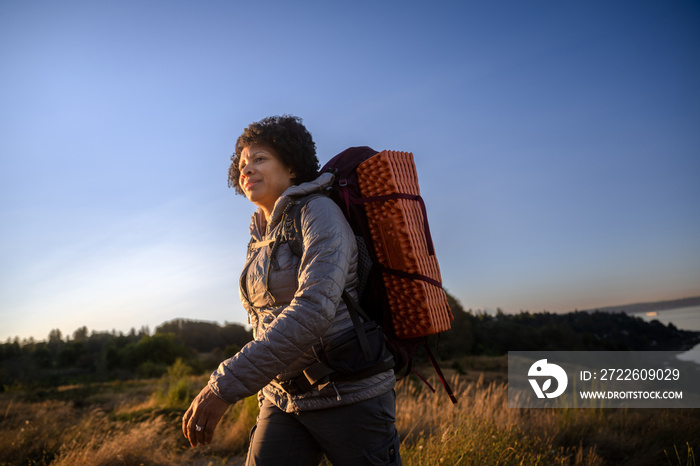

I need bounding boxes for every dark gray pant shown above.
[246,390,401,465]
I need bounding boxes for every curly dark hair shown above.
[228,115,319,195]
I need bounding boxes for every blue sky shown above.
[2,0,699,342]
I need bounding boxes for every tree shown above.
[72,326,88,342]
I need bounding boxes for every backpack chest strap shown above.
[249,239,275,249]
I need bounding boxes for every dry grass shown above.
[396,372,698,465]
[0,398,78,465]
[396,374,602,465]
[53,415,178,466]
[0,367,697,465]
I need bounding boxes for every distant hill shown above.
[578,296,700,315]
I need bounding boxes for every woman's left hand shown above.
[182,384,230,447]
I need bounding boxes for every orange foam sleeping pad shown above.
[356,150,453,339]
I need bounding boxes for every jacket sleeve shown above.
[208,196,356,403]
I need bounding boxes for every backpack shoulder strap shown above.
[264,195,318,297]
[282,193,377,363]
[281,193,323,259]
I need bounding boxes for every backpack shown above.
[280,147,457,404]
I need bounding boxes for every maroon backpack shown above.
[283,146,457,403]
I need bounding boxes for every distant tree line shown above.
[425,294,700,363]
[0,321,253,390]
[2,293,698,390]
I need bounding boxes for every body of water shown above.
[633,305,700,365]
[634,305,700,332]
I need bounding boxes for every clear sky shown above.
[2,0,699,342]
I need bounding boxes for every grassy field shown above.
[0,356,697,465]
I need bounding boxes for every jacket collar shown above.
[249,172,335,237]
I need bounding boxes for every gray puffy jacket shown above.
[209,173,395,413]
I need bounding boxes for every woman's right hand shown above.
[182,384,230,447]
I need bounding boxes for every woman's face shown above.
[239,143,295,219]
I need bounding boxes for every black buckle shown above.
[277,376,311,396]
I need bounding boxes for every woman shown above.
[182,115,401,465]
